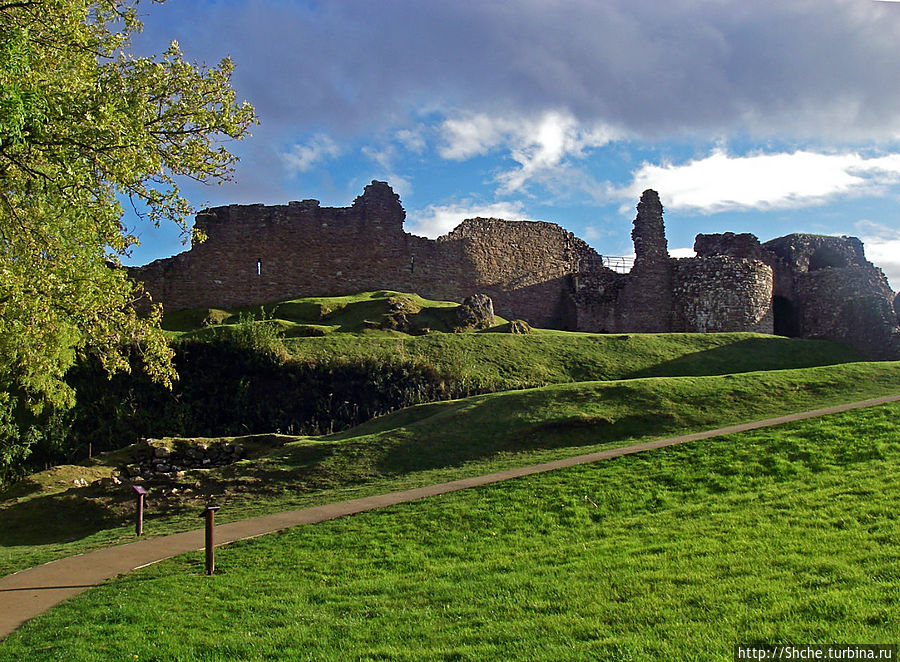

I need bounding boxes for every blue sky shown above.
[124,0,900,289]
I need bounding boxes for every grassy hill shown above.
[27,291,866,482]
[2,290,898,655]
[3,361,899,576]
[2,399,898,660]
[163,291,866,389]
[161,290,475,336]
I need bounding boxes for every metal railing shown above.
[601,256,635,273]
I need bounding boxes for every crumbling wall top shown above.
[694,232,766,260]
[351,180,406,229]
[762,234,868,273]
[631,189,668,266]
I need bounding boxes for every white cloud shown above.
[282,134,341,174]
[438,115,512,160]
[361,145,395,172]
[497,113,618,195]
[396,127,427,153]
[582,226,602,241]
[406,200,526,238]
[624,150,900,213]
[440,111,618,195]
[361,144,413,198]
[855,220,900,290]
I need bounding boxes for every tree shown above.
[0,0,256,479]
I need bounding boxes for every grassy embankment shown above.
[164,290,867,388]
[2,400,898,660]
[2,359,899,577]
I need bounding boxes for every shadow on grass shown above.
[628,337,861,379]
[0,478,43,500]
[374,412,682,475]
[194,441,342,496]
[0,491,124,546]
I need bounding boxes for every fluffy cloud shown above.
[624,150,900,213]
[406,201,526,238]
[129,0,900,215]
[439,115,512,160]
[395,127,427,154]
[282,135,341,174]
[440,111,617,195]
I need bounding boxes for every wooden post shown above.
[132,486,148,536]
[200,506,221,575]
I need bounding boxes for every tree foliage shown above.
[0,0,256,480]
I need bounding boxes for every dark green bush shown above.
[13,334,487,477]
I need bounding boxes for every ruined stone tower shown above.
[619,190,674,332]
[631,189,668,266]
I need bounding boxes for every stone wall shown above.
[618,190,673,332]
[762,234,869,272]
[671,257,774,333]
[694,232,768,260]
[130,181,599,329]
[570,268,628,332]
[792,267,900,359]
[570,192,897,357]
[433,218,598,327]
[132,183,412,311]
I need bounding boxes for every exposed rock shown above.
[507,320,533,334]
[130,438,248,479]
[454,294,494,331]
[631,189,668,266]
[381,312,411,333]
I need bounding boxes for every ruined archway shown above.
[773,296,800,337]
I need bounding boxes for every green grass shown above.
[281,331,865,388]
[162,291,471,337]
[2,361,899,578]
[2,402,897,660]
[161,291,865,391]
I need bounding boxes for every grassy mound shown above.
[162,290,476,336]
[283,331,865,388]
[162,290,866,389]
[38,291,865,480]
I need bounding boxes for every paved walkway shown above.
[2,393,899,639]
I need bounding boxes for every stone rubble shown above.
[127,438,246,481]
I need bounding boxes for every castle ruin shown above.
[130,181,900,359]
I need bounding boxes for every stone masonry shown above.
[130,182,900,359]
[131,181,597,329]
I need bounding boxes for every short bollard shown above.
[131,485,149,536]
[199,506,221,575]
